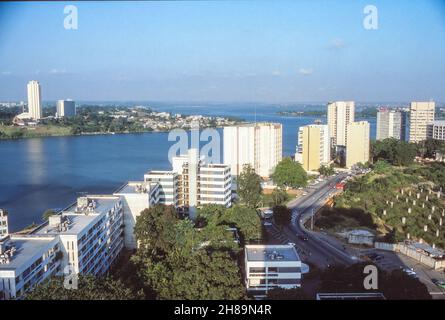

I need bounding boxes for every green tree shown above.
[271,157,308,188]
[42,209,56,221]
[270,188,289,206]
[26,275,143,300]
[318,165,335,176]
[237,164,262,209]
[273,205,292,229]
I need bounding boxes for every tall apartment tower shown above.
[346,121,370,168]
[295,124,330,172]
[327,101,355,147]
[409,101,435,143]
[223,122,282,178]
[27,80,42,120]
[56,99,76,118]
[172,149,232,218]
[376,108,407,141]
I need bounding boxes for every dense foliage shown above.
[371,138,417,166]
[131,204,262,299]
[237,164,263,209]
[271,157,308,188]
[273,205,292,229]
[26,275,143,300]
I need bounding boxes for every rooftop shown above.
[433,120,445,126]
[245,245,300,262]
[0,236,57,270]
[114,181,159,194]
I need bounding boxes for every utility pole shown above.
[311,209,314,230]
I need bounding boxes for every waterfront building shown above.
[429,120,445,141]
[27,80,42,120]
[376,108,407,141]
[143,171,179,206]
[327,101,355,147]
[223,122,282,178]
[346,121,370,168]
[0,210,7,239]
[0,195,124,300]
[172,149,232,218]
[244,244,302,296]
[56,99,76,118]
[295,124,330,172]
[114,182,160,249]
[409,101,435,143]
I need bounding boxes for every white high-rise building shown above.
[376,108,407,141]
[327,101,355,147]
[346,121,370,168]
[57,99,76,118]
[223,123,282,177]
[144,171,179,206]
[27,80,42,120]
[409,101,435,143]
[429,121,445,141]
[295,124,330,172]
[0,210,8,239]
[172,149,232,218]
[114,182,160,249]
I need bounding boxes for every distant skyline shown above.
[1,1,445,103]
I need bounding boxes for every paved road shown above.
[282,172,358,268]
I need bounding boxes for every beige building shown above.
[295,124,330,172]
[327,101,355,147]
[223,123,282,177]
[27,80,42,120]
[346,121,370,168]
[409,101,435,143]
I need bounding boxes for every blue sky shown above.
[0,0,444,103]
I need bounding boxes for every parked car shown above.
[297,234,309,241]
[432,279,445,289]
[263,221,272,227]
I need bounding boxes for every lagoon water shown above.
[0,104,376,231]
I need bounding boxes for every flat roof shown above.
[433,120,445,126]
[246,245,300,262]
[34,196,120,236]
[0,236,57,270]
[114,181,158,194]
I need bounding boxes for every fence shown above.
[374,241,445,270]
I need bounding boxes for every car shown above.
[432,279,445,289]
[263,221,272,227]
[288,242,296,247]
[401,267,417,278]
[297,234,309,241]
[302,193,307,196]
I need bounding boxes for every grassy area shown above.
[317,162,445,247]
[0,124,72,139]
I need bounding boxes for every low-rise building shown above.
[244,244,302,295]
[429,120,445,141]
[0,195,124,300]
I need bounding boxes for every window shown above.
[249,267,266,273]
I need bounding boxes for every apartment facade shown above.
[244,245,302,295]
[173,149,232,218]
[295,124,330,172]
[27,80,42,120]
[223,122,282,177]
[409,101,435,143]
[114,182,160,249]
[376,108,407,141]
[346,121,370,168]
[56,99,76,118]
[429,120,445,141]
[0,210,7,239]
[0,195,124,300]
[144,171,179,206]
[327,101,355,147]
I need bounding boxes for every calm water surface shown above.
[0,104,376,231]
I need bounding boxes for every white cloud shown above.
[298,68,313,76]
[1,71,11,75]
